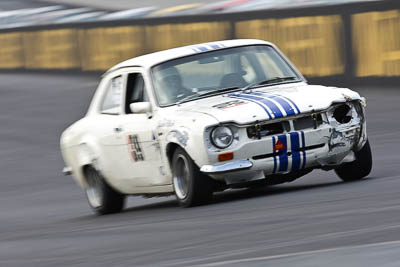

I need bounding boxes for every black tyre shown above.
[335,140,372,181]
[172,147,213,207]
[84,166,125,215]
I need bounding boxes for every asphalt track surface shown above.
[0,72,400,267]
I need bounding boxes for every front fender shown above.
[159,111,218,168]
[165,126,210,168]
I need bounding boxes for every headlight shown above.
[211,126,234,149]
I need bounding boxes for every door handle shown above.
[114,127,123,132]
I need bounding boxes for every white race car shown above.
[60,39,372,214]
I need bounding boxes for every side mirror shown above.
[129,102,151,114]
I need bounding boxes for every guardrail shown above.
[1,0,400,84]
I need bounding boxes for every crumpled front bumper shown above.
[200,160,253,174]
[201,121,365,184]
[200,100,367,185]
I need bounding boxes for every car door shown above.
[108,71,164,191]
[95,73,136,186]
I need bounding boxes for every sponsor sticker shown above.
[213,100,248,109]
[127,135,145,162]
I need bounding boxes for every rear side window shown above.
[101,75,123,114]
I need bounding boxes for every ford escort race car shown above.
[60,39,372,214]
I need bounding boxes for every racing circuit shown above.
[0,71,399,266]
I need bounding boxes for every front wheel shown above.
[172,147,213,207]
[335,140,372,181]
[84,166,125,215]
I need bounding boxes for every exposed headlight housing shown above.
[332,103,352,124]
[210,126,234,149]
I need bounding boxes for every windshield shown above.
[151,45,302,106]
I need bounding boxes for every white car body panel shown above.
[60,39,367,195]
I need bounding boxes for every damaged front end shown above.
[201,96,368,187]
[317,99,367,168]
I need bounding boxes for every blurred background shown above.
[2,1,400,266]
[0,0,398,83]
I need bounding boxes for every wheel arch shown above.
[164,126,210,170]
[80,164,93,188]
[68,135,104,189]
[166,142,185,168]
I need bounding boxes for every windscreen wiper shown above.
[176,86,239,104]
[241,76,298,92]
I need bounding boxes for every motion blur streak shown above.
[1,1,400,80]
[144,22,231,54]
[236,16,344,77]
[0,32,24,68]
[78,26,144,71]
[353,10,400,77]
[23,29,80,69]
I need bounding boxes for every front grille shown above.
[293,114,322,130]
[247,121,290,139]
[247,113,323,140]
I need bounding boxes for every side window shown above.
[101,75,123,114]
[125,73,149,114]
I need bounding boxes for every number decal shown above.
[127,135,145,162]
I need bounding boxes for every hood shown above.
[177,82,361,124]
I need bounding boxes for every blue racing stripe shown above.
[209,44,222,49]
[301,131,306,169]
[250,91,296,116]
[196,46,209,52]
[276,94,301,114]
[290,132,301,171]
[228,94,272,119]
[254,91,301,114]
[268,95,296,116]
[278,135,288,172]
[272,136,277,174]
[240,93,283,118]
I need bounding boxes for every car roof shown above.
[106,39,272,73]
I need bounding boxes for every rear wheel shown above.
[84,166,125,215]
[172,147,213,207]
[335,140,372,181]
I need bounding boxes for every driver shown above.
[154,66,191,105]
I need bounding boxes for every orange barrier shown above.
[78,26,145,71]
[1,1,400,82]
[144,22,231,53]
[0,33,24,69]
[236,16,344,77]
[353,10,400,77]
[23,29,80,69]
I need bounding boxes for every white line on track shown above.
[192,239,400,267]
